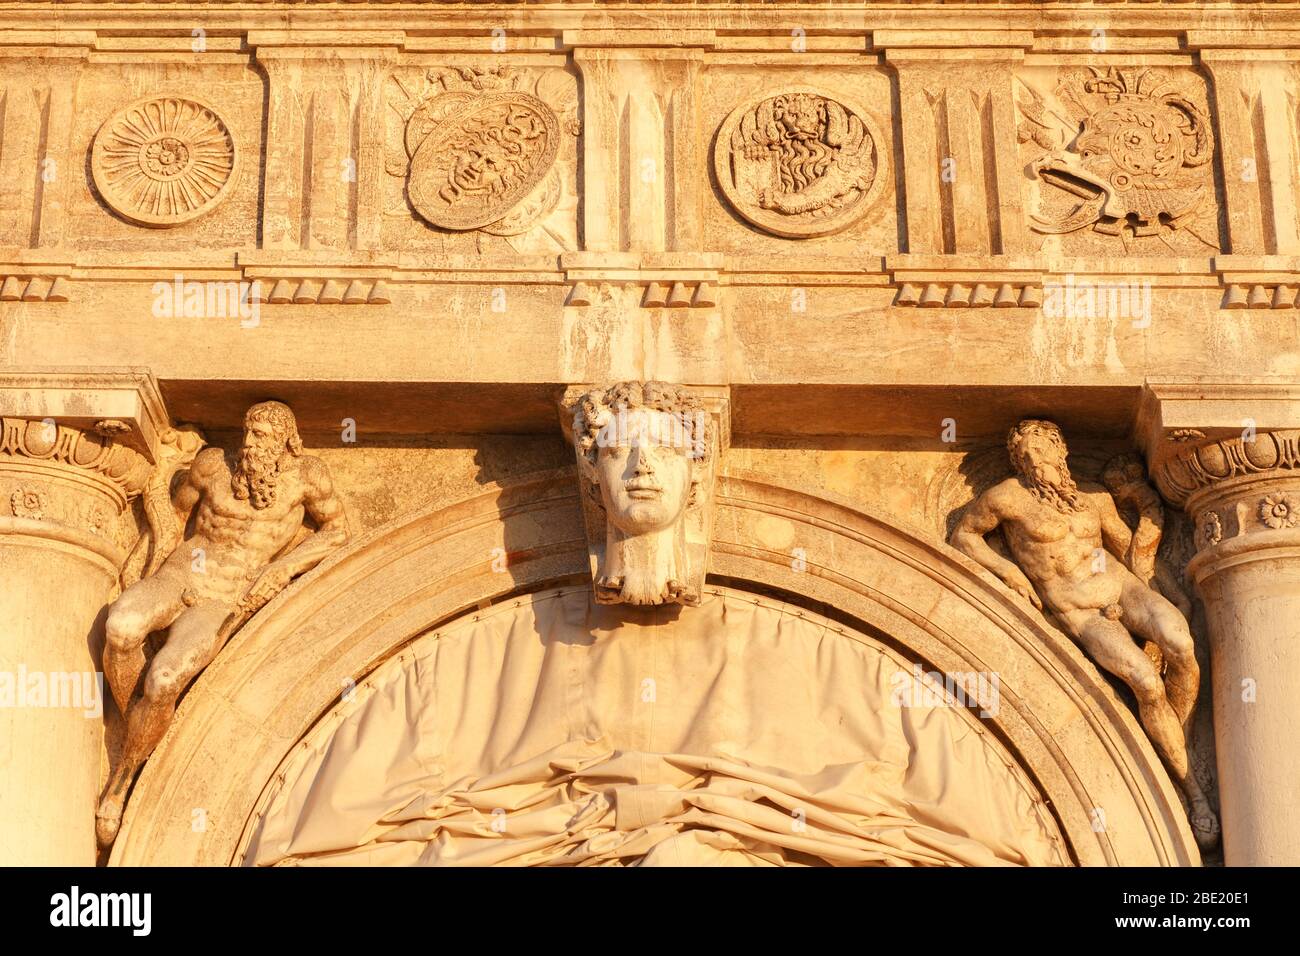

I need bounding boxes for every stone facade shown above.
[1,1,1299,867]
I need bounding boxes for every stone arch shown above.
[110,469,1200,866]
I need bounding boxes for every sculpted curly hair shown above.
[573,381,710,467]
[243,400,303,456]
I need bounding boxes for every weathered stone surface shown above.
[2,1,1299,868]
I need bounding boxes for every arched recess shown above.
[109,469,1201,867]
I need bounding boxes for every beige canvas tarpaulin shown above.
[243,587,1068,866]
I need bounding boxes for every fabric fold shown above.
[245,588,1067,867]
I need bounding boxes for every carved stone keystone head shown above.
[568,381,724,607]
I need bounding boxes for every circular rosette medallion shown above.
[91,96,239,228]
[407,91,560,231]
[713,87,885,238]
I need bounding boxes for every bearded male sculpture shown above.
[949,420,1218,849]
[96,401,350,846]
[571,382,716,606]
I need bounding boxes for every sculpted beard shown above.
[233,441,282,510]
[772,98,833,192]
[1020,456,1082,514]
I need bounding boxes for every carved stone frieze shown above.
[91,95,240,228]
[714,87,885,238]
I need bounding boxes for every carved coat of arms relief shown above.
[386,66,580,248]
[1017,67,1220,253]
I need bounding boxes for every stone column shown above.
[1141,381,1300,865]
[0,370,168,865]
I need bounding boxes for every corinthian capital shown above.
[0,370,173,562]
[1139,380,1300,553]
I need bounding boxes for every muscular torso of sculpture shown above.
[97,401,349,847]
[993,482,1121,611]
[179,452,314,601]
[950,420,1218,850]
